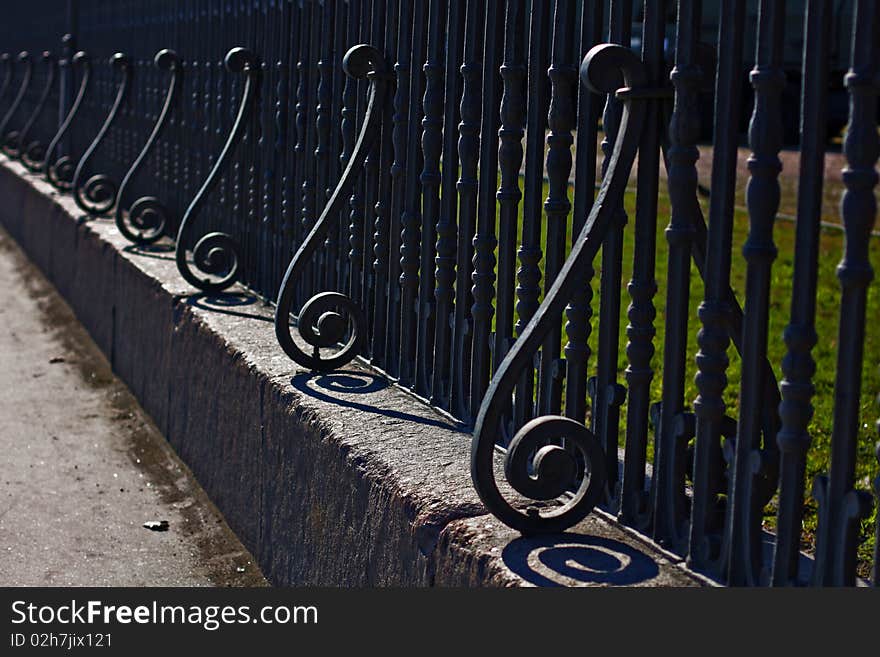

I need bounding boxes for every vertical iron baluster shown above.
[725,0,787,586]
[564,1,604,427]
[370,0,397,369]
[769,0,832,586]
[593,0,632,507]
[514,1,550,428]
[469,0,502,418]
[812,0,878,587]
[314,0,333,298]
[652,0,701,552]
[345,0,364,310]
[539,0,577,420]
[292,0,309,263]
[399,0,427,389]
[620,0,664,529]
[301,1,318,310]
[415,0,445,398]
[494,0,526,386]
[452,0,483,421]
[387,0,411,380]
[689,0,748,574]
[430,0,462,409]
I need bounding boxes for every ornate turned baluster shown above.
[812,0,878,587]
[769,0,831,586]
[451,0,482,421]
[398,0,424,388]
[514,1,550,428]
[725,0,787,587]
[370,0,396,368]
[314,0,334,296]
[538,0,577,420]
[494,0,526,388]
[654,0,700,553]
[620,0,663,529]
[564,0,604,428]
[343,0,362,306]
[688,0,748,574]
[415,0,446,398]
[431,0,463,409]
[469,0,501,418]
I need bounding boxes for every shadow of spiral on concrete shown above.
[502,533,660,587]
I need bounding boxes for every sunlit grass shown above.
[486,174,879,577]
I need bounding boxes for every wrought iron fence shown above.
[0,0,877,587]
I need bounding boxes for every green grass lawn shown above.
[497,177,879,578]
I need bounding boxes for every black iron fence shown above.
[0,0,877,587]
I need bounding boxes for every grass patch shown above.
[492,176,879,578]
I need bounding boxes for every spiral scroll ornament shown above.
[115,49,181,245]
[175,47,257,294]
[274,44,389,372]
[0,51,33,157]
[44,51,91,191]
[19,51,57,172]
[0,53,12,104]
[470,44,649,535]
[72,52,132,217]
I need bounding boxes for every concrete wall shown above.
[0,161,700,587]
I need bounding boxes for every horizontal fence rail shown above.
[0,0,877,587]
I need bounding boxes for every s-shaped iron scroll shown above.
[44,51,91,191]
[469,44,649,535]
[274,44,389,372]
[115,49,182,245]
[174,47,257,294]
[71,52,132,217]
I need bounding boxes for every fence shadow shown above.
[186,292,273,323]
[122,242,175,261]
[502,533,661,587]
[291,370,465,432]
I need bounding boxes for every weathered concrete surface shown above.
[0,224,266,586]
[0,161,702,587]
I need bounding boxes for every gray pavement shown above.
[0,226,266,586]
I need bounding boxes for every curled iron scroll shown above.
[17,51,57,170]
[0,53,13,111]
[274,44,389,372]
[72,52,132,217]
[0,52,33,155]
[44,51,91,190]
[115,49,182,244]
[174,47,257,293]
[470,44,648,535]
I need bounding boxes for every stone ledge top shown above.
[1,159,702,587]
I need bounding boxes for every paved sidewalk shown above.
[0,226,266,586]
